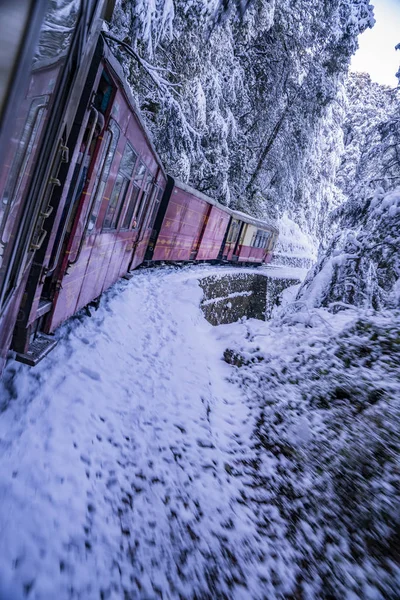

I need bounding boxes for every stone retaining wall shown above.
[199,272,300,325]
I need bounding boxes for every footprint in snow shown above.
[196,439,215,449]
[80,367,101,381]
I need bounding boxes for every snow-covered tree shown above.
[108,0,374,240]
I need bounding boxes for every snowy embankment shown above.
[0,265,399,599]
[272,214,317,269]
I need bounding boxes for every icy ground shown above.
[0,265,399,599]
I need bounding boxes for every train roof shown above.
[229,209,279,233]
[102,35,167,179]
[174,179,279,234]
[174,179,228,210]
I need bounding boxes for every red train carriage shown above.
[147,178,230,263]
[0,1,115,371]
[146,178,279,266]
[30,37,168,347]
[0,6,278,371]
[221,210,279,264]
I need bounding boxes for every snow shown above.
[272,214,316,267]
[0,264,399,598]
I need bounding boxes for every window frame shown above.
[102,141,137,231]
[87,118,120,233]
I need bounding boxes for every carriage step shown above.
[15,333,58,366]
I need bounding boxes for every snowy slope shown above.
[0,266,399,599]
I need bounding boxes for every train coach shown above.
[145,179,278,266]
[0,1,279,373]
[0,0,116,373]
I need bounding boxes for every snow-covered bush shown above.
[224,307,400,598]
[297,185,400,311]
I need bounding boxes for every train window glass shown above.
[147,187,164,231]
[33,0,81,65]
[0,96,48,269]
[121,184,141,230]
[226,223,233,243]
[134,163,146,187]
[135,173,153,227]
[103,142,137,230]
[227,221,239,244]
[234,223,241,244]
[87,119,120,232]
[93,71,113,115]
[0,2,32,122]
[142,185,158,230]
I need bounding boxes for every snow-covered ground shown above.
[0,265,399,599]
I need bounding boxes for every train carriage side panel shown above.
[152,183,209,262]
[196,205,230,261]
[236,223,258,262]
[236,223,278,264]
[0,1,115,364]
[46,45,166,332]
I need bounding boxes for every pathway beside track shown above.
[0,265,303,600]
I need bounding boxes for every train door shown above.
[190,204,212,261]
[12,58,117,361]
[232,222,246,261]
[0,0,90,369]
[220,219,241,261]
[7,9,116,366]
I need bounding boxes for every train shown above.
[0,0,278,373]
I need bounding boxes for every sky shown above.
[350,0,400,87]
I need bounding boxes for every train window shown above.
[0,1,32,123]
[134,163,146,187]
[103,142,137,230]
[0,96,48,268]
[147,187,164,231]
[33,0,81,64]
[124,164,147,229]
[121,184,141,230]
[93,71,114,115]
[141,185,158,230]
[227,220,240,244]
[87,119,120,232]
[135,173,154,227]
